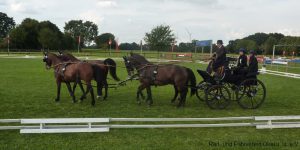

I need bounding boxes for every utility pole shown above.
[77,36,80,54]
[108,38,112,56]
[140,40,143,54]
[7,34,10,56]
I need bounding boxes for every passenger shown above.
[237,48,248,68]
[247,50,258,78]
[235,48,248,76]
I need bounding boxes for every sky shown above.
[1,0,300,44]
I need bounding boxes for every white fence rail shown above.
[259,68,300,79]
[0,116,300,134]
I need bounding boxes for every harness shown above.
[152,65,159,82]
[55,63,71,78]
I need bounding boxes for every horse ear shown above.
[58,50,63,55]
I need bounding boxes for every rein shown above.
[49,62,78,69]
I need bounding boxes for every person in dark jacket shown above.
[237,48,248,68]
[212,40,227,71]
[247,50,258,78]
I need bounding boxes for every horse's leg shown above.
[66,82,76,103]
[177,87,188,108]
[78,80,86,100]
[80,84,90,102]
[103,80,108,100]
[136,84,147,105]
[55,80,61,102]
[171,85,179,104]
[146,87,153,106]
[72,82,77,93]
[88,83,95,106]
[96,81,103,99]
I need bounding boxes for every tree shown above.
[119,42,140,50]
[62,33,76,50]
[0,12,15,38]
[244,33,269,46]
[278,36,300,54]
[235,39,258,51]
[38,28,60,50]
[95,33,116,49]
[64,20,98,47]
[144,25,175,51]
[83,21,98,46]
[9,25,27,49]
[38,21,63,50]
[20,18,40,49]
[262,37,277,54]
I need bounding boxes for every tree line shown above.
[1,12,299,55]
[0,12,117,51]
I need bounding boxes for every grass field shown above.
[0,56,300,150]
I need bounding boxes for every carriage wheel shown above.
[237,79,266,109]
[196,81,209,101]
[205,85,231,109]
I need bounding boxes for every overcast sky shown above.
[1,0,300,44]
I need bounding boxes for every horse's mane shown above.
[64,53,79,61]
[48,53,58,58]
[130,53,151,64]
[57,52,79,62]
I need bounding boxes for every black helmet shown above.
[250,50,256,55]
[239,48,246,53]
[217,40,223,45]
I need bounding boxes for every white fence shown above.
[0,116,300,134]
[259,68,300,79]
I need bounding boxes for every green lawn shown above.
[0,57,300,150]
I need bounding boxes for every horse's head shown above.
[43,52,58,70]
[123,56,136,77]
[43,52,52,70]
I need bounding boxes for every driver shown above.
[212,40,227,78]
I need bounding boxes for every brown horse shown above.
[58,51,120,100]
[42,52,96,106]
[123,53,196,107]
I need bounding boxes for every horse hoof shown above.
[171,100,176,104]
[97,96,102,100]
[103,97,107,101]
[55,98,59,102]
[72,100,77,103]
[91,102,95,106]
[176,104,184,108]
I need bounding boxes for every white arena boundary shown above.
[259,69,300,79]
[0,116,300,134]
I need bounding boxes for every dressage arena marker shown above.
[0,116,300,134]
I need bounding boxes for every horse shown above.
[58,51,120,100]
[42,52,96,106]
[123,53,196,107]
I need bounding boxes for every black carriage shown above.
[196,57,266,109]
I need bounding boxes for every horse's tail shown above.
[104,58,120,81]
[186,68,196,96]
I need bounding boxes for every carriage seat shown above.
[197,69,217,84]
